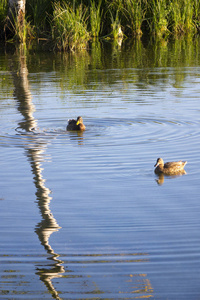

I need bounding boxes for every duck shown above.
[66,116,85,131]
[154,158,187,175]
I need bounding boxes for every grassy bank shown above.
[1,0,200,50]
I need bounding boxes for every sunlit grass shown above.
[169,0,195,34]
[122,0,144,36]
[5,9,35,43]
[148,0,169,37]
[193,0,200,30]
[90,0,102,37]
[109,9,123,39]
[52,1,90,51]
[2,0,200,49]
[0,0,7,22]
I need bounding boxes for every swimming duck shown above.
[66,116,85,131]
[154,158,187,175]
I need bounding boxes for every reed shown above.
[52,1,90,51]
[0,0,7,22]
[169,0,195,34]
[148,0,169,37]
[109,9,123,39]
[26,0,52,33]
[193,0,200,31]
[90,0,102,37]
[121,0,144,36]
[2,0,200,49]
[0,0,7,38]
[5,9,35,43]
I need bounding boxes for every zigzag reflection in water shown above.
[12,46,64,299]
[30,146,64,300]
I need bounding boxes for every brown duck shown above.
[67,116,86,131]
[154,158,187,175]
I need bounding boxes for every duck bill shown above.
[154,163,158,167]
[76,120,80,125]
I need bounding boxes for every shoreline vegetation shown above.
[1,0,200,51]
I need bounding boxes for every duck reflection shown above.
[155,170,186,185]
[11,45,64,299]
[67,130,85,145]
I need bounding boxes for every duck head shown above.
[154,158,164,167]
[76,116,83,125]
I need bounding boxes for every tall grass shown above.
[169,0,195,34]
[90,0,102,37]
[2,0,200,49]
[121,0,145,36]
[5,9,35,43]
[109,9,123,39]
[148,0,169,37]
[26,0,52,34]
[52,1,90,51]
[194,0,200,29]
[0,0,7,39]
[0,0,7,23]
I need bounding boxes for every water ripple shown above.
[0,116,199,151]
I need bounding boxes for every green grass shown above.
[109,9,123,39]
[148,0,169,37]
[1,0,200,50]
[0,0,7,36]
[5,8,35,43]
[52,1,90,51]
[169,0,195,34]
[194,0,200,28]
[90,0,102,37]
[121,0,145,36]
[0,0,7,22]
[26,0,52,33]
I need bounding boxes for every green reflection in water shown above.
[29,37,200,90]
[1,36,200,96]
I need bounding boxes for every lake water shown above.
[0,38,200,299]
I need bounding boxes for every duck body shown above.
[67,116,85,131]
[154,158,187,175]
